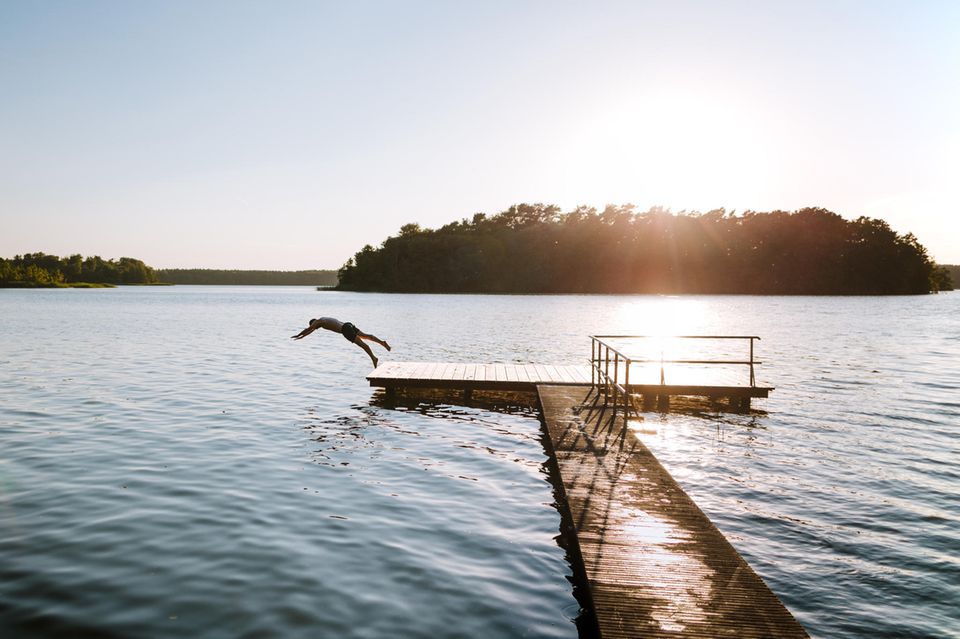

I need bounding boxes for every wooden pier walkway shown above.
[538,385,808,638]
[368,361,592,391]
[366,356,806,637]
[368,361,772,409]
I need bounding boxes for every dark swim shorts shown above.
[341,322,360,343]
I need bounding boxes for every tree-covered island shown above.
[337,205,954,295]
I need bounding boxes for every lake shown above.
[1,287,958,638]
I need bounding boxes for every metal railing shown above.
[589,335,762,414]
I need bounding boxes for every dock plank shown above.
[553,365,575,384]
[570,365,592,384]
[537,385,807,638]
[410,362,430,380]
[379,362,401,378]
[512,364,528,383]
[534,364,553,383]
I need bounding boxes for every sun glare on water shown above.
[615,297,709,339]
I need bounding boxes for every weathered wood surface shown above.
[538,385,808,639]
[628,384,771,398]
[367,361,592,390]
[367,361,772,400]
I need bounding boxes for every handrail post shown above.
[604,343,611,398]
[591,337,596,388]
[588,335,765,412]
[613,351,620,415]
[624,356,631,416]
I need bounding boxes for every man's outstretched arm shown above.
[291,325,318,340]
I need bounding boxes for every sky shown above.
[1,1,958,269]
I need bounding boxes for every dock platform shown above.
[538,384,808,638]
[368,361,592,391]
[367,361,772,409]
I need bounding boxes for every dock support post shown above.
[658,394,670,411]
[464,388,473,402]
[739,397,751,412]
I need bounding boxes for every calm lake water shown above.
[1,287,958,638]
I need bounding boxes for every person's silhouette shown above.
[292,317,391,367]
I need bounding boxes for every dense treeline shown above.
[337,205,953,295]
[0,253,157,287]
[945,265,960,289]
[155,269,338,286]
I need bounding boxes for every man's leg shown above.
[355,339,379,367]
[357,331,391,351]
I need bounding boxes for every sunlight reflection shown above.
[629,419,687,460]
[610,298,752,387]
[615,297,708,338]
[628,418,710,493]
[605,501,715,632]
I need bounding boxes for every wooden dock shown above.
[366,357,805,637]
[367,361,772,410]
[368,361,592,391]
[538,385,808,638]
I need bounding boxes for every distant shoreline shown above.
[0,281,117,289]
[155,269,338,286]
[322,288,956,297]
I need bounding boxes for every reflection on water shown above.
[0,287,958,638]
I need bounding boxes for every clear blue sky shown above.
[2,1,958,269]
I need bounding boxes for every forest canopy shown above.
[337,205,953,295]
[944,264,960,289]
[0,253,157,287]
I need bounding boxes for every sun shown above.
[571,87,774,208]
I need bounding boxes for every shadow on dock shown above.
[365,384,799,638]
[538,385,808,638]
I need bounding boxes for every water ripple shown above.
[3,288,960,638]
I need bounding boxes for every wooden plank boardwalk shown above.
[538,385,808,638]
[367,361,592,391]
[367,361,772,409]
[364,361,803,636]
